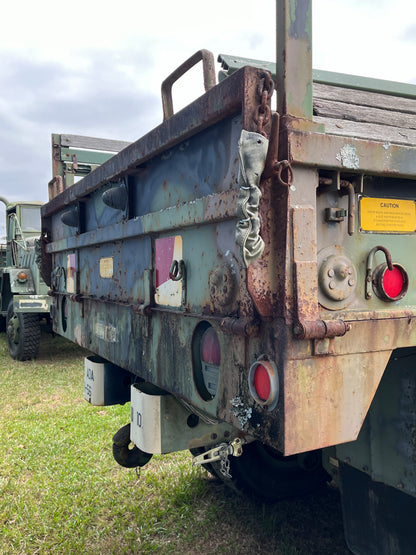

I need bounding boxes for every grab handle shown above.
[161,49,216,120]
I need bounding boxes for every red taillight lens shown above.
[382,266,404,299]
[373,263,408,301]
[253,364,271,402]
[248,359,279,409]
[201,327,221,365]
[193,323,221,400]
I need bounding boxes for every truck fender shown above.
[7,268,35,294]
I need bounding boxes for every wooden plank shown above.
[313,98,416,130]
[314,116,416,147]
[313,83,416,115]
[59,134,131,152]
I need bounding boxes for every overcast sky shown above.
[0,0,415,209]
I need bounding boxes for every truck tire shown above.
[6,300,41,361]
[193,441,328,502]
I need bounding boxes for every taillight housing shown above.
[372,263,408,302]
[201,327,221,366]
[192,322,221,401]
[248,358,279,410]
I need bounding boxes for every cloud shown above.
[400,23,416,42]
[0,0,415,204]
[0,50,161,201]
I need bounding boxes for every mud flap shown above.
[84,355,132,405]
[340,462,416,555]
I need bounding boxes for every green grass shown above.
[0,332,349,554]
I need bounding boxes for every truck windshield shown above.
[21,206,41,232]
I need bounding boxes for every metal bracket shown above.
[262,112,293,186]
[365,246,393,299]
[192,438,244,479]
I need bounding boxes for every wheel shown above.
[192,441,329,502]
[6,299,41,360]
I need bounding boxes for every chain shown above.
[192,438,244,479]
[253,72,274,137]
[219,448,232,479]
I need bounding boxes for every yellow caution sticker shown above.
[360,197,416,233]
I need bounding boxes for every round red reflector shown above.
[254,364,271,402]
[200,327,221,365]
[382,266,404,298]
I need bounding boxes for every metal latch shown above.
[192,438,244,479]
[325,207,348,222]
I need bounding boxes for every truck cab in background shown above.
[0,133,130,361]
[0,197,50,360]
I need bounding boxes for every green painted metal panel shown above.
[59,147,117,166]
[219,54,416,99]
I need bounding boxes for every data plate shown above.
[360,197,416,233]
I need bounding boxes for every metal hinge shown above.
[192,438,244,479]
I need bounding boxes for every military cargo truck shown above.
[41,1,416,553]
[0,197,50,360]
[0,134,130,361]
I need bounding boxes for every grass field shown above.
[0,331,350,554]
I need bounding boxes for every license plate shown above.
[360,197,416,233]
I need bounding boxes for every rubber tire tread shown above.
[193,441,329,502]
[7,300,41,361]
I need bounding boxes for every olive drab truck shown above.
[0,134,129,361]
[41,1,416,553]
[0,196,50,360]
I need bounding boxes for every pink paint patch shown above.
[155,237,175,287]
[68,253,76,279]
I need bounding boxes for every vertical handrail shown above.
[276,0,313,120]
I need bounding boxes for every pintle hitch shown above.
[192,438,244,479]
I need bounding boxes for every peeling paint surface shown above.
[229,396,252,430]
[336,144,360,169]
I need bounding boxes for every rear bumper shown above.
[13,295,51,313]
